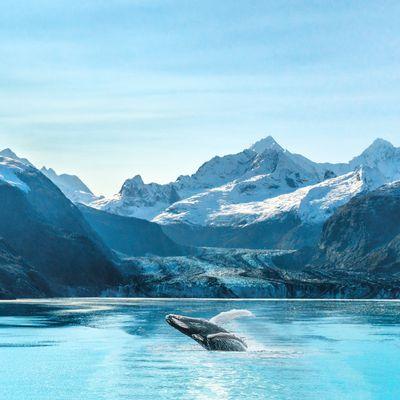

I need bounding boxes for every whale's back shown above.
[205,332,247,352]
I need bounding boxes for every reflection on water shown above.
[1,299,400,400]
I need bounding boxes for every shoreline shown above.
[2,297,400,303]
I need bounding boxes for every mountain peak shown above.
[40,166,96,203]
[0,148,18,158]
[0,148,33,166]
[366,138,394,151]
[129,175,145,185]
[249,136,283,154]
[40,166,56,176]
[120,175,145,194]
[349,138,399,176]
[353,138,395,160]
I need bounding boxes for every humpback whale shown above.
[165,310,253,351]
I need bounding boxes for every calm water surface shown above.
[0,299,400,400]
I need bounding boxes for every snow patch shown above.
[0,158,30,193]
[155,168,384,227]
[41,166,99,205]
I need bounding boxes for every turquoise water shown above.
[1,299,400,400]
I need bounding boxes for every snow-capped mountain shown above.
[92,136,348,219]
[0,154,119,297]
[0,148,99,205]
[0,148,34,167]
[91,175,179,220]
[0,156,32,193]
[41,166,100,205]
[154,138,400,229]
[154,168,383,227]
[349,138,400,179]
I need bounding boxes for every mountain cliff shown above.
[78,204,187,257]
[91,175,179,220]
[0,239,50,299]
[0,148,99,205]
[41,167,100,205]
[0,156,120,297]
[271,181,400,294]
[317,181,400,274]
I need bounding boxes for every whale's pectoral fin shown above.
[206,332,247,352]
[209,309,254,326]
[191,334,205,343]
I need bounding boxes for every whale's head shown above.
[165,313,247,351]
[165,314,223,343]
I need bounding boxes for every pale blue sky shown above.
[0,0,399,195]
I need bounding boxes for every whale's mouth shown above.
[165,314,190,331]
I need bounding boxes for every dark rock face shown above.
[0,160,120,297]
[268,182,400,297]
[324,170,336,180]
[161,214,322,250]
[0,240,50,299]
[120,175,180,207]
[78,205,187,257]
[318,182,400,275]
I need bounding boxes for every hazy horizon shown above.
[1,1,399,195]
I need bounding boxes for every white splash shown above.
[209,309,254,326]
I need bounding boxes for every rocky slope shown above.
[160,213,321,250]
[91,175,179,220]
[317,181,400,274]
[0,147,100,205]
[271,181,400,290]
[78,204,187,257]
[0,239,50,299]
[41,167,100,204]
[0,148,34,167]
[0,156,120,297]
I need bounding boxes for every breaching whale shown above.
[165,309,253,352]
